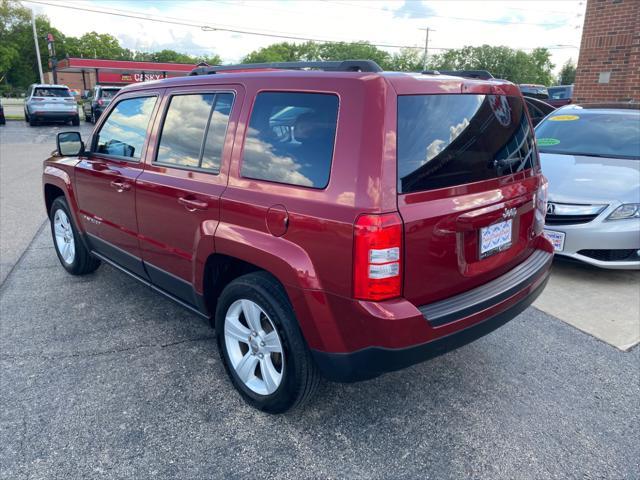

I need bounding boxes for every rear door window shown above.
[34,88,71,97]
[241,92,339,188]
[95,96,157,160]
[155,92,234,172]
[397,94,537,193]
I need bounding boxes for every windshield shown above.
[34,88,71,97]
[536,110,640,159]
[101,89,120,99]
[398,94,538,193]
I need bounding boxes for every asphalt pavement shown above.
[1,121,639,479]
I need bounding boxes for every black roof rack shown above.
[421,69,494,80]
[189,60,383,76]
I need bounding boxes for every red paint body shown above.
[43,70,553,361]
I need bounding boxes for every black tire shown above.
[29,116,37,126]
[49,197,101,276]
[84,110,91,122]
[215,272,320,414]
[24,110,29,122]
[91,109,97,124]
[71,115,80,126]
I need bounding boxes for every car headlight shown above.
[607,204,640,220]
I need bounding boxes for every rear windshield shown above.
[548,87,571,100]
[34,88,71,97]
[397,94,538,193]
[535,110,640,159]
[101,89,120,99]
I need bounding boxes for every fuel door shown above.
[266,204,289,237]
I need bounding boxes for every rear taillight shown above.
[98,99,104,106]
[32,98,45,102]
[534,176,548,233]
[353,213,403,301]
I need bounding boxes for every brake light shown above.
[97,99,104,106]
[32,98,45,102]
[353,213,403,301]
[534,176,548,233]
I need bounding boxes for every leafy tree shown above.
[557,59,576,85]
[242,41,319,63]
[64,32,130,60]
[388,48,423,72]
[429,44,555,85]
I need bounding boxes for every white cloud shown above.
[28,0,584,71]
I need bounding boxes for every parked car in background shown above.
[83,85,122,123]
[536,104,640,269]
[547,85,574,107]
[519,84,549,100]
[524,96,555,126]
[0,100,5,125]
[24,84,79,126]
[43,60,553,413]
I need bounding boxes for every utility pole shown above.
[31,10,44,83]
[419,27,434,71]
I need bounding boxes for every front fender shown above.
[43,163,84,235]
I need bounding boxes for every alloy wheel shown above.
[224,299,284,395]
[53,209,75,265]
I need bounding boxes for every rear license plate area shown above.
[479,219,513,259]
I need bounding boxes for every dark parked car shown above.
[524,96,556,126]
[43,60,553,413]
[519,84,549,100]
[0,100,5,125]
[83,85,122,123]
[547,85,574,107]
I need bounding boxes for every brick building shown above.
[573,0,639,103]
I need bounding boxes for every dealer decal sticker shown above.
[537,138,561,146]
[548,115,579,122]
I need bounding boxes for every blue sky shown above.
[27,0,585,72]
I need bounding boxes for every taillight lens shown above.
[97,99,104,106]
[534,176,548,233]
[353,213,403,301]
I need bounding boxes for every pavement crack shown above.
[1,335,216,361]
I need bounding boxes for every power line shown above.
[26,0,449,50]
[26,0,578,54]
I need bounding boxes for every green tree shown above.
[429,44,554,85]
[64,32,130,60]
[242,41,319,63]
[388,48,423,72]
[0,0,68,90]
[557,59,576,85]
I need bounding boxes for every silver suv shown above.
[24,84,79,126]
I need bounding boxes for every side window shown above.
[241,92,339,188]
[202,93,234,172]
[95,96,156,160]
[156,92,234,172]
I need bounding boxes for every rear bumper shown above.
[310,249,552,382]
[30,111,78,120]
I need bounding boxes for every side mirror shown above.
[57,131,84,156]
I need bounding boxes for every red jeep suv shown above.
[43,60,553,413]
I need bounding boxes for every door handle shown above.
[178,196,208,212]
[110,180,131,192]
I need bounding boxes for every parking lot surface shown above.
[1,121,639,479]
